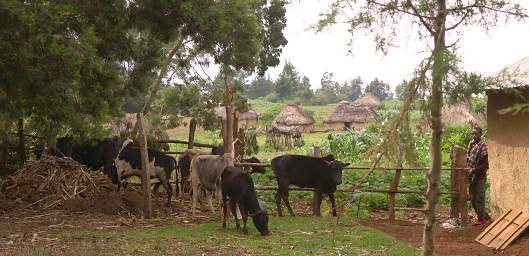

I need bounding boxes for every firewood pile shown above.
[0,155,114,210]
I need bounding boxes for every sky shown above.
[263,0,529,90]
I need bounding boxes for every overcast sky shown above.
[263,0,529,90]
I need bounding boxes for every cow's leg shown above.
[229,199,240,230]
[240,204,249,235]
[313,190,323,216]
[329,193,337,216]
[152,182,161,194]
[155,172,172,206]
[282,191,295,217]
[222,192,228,228]
[207,190,215,214]
[275,190,283,217]
[191,185,198,217]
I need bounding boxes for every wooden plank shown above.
[476,209,511,241]
[475,209,529,250]
[483,210,521,246]
[500,214,529,250]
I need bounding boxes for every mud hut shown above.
[272,104,314,133]
[441,102,486,127]
[352,92,383,109]
[487,56,529,217]
[323,101,378,131]
[214,106,259,129]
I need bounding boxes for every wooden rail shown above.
[253,186,456,196]
[234,162,468,172]
[157,139,217,149]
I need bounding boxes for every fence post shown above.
[389,145,403,223]
[452,145,468,226]
[137,113,152,219]
[450,144,459,219]
[188,118,197,149]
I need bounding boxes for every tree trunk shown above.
[137,113,152,219]
[17,118,26,164]
[223,73,234,154]
[422,1,446,255]
[141,43,181,116]
[188,118,197,149]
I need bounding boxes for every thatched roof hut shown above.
[487,56,529,218]
[352,92,382,109]
[272,104,315,133]
[323,101,378,131]
[214,106,259,129]
[441,102,486,126]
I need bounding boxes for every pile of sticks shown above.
[0,155,112,210]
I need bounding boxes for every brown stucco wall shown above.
[487,87,529,218]
[324,122,346,131]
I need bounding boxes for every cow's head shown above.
[328,160,350,185]
[244,157,265,174]
[251,210,270,236]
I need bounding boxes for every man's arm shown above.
[471,156,489,174]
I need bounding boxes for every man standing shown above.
[467,126,491,225]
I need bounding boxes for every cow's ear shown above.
[343,163,350,167]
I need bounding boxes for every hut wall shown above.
[487,88,529,218]
[239,119,257,129]
[299,124,314,133]
[324,122,346,131]
[349,122,370,130]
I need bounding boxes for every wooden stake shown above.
[188,118,197,150]
[137,113,152,219]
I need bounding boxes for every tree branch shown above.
[448,3,527,18]
[406,0,436,35]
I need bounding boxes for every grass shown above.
[58,215,419,256]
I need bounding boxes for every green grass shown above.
[61,215,419,256]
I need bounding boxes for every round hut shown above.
[272,104,315,133]
[324,101,378,131]
[441,102,486,126]
[352,92,383,109]
[214,106,259,129]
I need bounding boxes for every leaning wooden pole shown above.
[389,145,403,223]
[137,113,152,219]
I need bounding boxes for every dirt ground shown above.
[361,219,529,256]
[2,187,527,255]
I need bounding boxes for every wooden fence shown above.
[233,145,469,225]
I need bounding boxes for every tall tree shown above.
[197,0,287,154]
[365,78,392,100]
[319,1,526,255]
[274,61,302,101]
[245,76,274,99]
[338,76,363,102]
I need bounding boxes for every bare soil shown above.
[361,219,529,256]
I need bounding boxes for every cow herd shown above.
[42,137,350,236]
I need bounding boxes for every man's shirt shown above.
[467,139,488,173]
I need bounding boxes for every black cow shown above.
[113,141,176,206]
[240,157,266,174]
[271,154,349,217]
[43,137,118,179]
[71,138,119,178]
[221,166,269,235]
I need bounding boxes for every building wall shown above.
[324,122,346,131]
[487,87,529,217]
[239,119,257,129]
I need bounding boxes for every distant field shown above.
[166,100,345,161]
